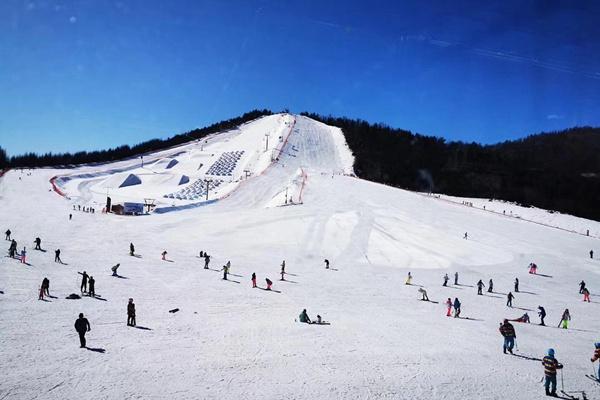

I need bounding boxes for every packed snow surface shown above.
[1,114,599,400]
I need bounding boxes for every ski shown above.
[584,375,599,384]
[560,390,579,400]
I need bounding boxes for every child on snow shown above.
[445,298,453,317]
[542,349,563,396]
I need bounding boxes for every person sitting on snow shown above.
[299,309,311,324]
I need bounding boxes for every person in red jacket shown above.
[251,272,257,288]
[445,298,452,317]
[583,288,591,303]
[265,278,272,290]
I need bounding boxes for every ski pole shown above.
[560,369,564,391]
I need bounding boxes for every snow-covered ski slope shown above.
[1,114,600,400]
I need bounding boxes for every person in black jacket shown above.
[499,319,516,354]
[54,249,62,263]
[5,229,11,241]
[538,306,546,326]
[127,298,136,326]
[74,313,91,348]
[88,276,95,297]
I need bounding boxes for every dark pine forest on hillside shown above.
[1,111,599,221]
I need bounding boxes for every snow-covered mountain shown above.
[1,114,599,400]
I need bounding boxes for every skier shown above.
[74,313,91,348]
[88,276,95,297]
[111,263,120,276]
[324,259,330,269]
[221,263,229,280]
[127,298,136,327]
[5,229,11,240]
[582,287,591,303]
[477,279,485,295]
[265,278,273,290]
[463,232,468,239]
[129,243,135,256]
[20,247,26,264]
[204,254,210,269]
[591,250,594,259]
[161,250,167,261]
[280,260,286,280]
[299,309,311,324]
[514,277,519,292]
[499,319,516,354]
[34,237,41,250]
[8,239,16,258]
[488,279,494,293]
[445,298,453,317]
[405,272,413,285]
[453,298,461,318]
[41,277,50,296]
[38,285,45,300]
[591,343,600,381]
[78,271,89,293]
[538,306,547,326]
[454,272,459,285]
[579,280,586,294]
[443,274,449,287]
[251,272,257,288]
[54,249,62,263]
[558,309,570,329]
[507,292,514,307]
[542,348,563,397]
[418,288,429,301]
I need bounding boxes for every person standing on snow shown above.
[453,298,461,318]
[514,278,519,292]
[488,279,494,293]
[129,243,135,256]
[265,278,273,290]
[463,232,468,239]
[221,263,229,280]
[280,260,286,280]
[476,280,485,295]
[579,280,586,294]
[127,298,136,327]
[204,254,210,269]
[590,250,594,259]
[5,229,11,241]
[8,239,17,258]
[591,343,600,381]
[78,271,89,293]
[405,272,413,285]
[41,277,50,296]
[34,237,41,250]
[111,263,120,276]
[74,313,91,348]
[418,288,429,301]
[88,276,95,297]
[54,249,62,263]
[542,348,563,397]
[558,309,571,329]
[251,272,257,288]
[454,272,459,285]
[443,274,449,286]
[324,259,329,269]
[582,288,591,303]
[538,306,547,326]
[161,250,168,261]
[499,319,516,354]
[507,292,515,307]
[20,247,27,264]
[445,298,453,317]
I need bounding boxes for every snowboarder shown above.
[538,306,546,326]
[34,237,41,250]
[54,249,62,263]
[463,232,468,239]
[5,229,11,240]
[20,247,26,264]
[280,260,286,280]
[88,276,95,297]
[78,271,89,293]
[204,254,210,269]
[558,309,570,329]
[251,272,257,288]
[591,343,600,380]
[127,298,136,326]
[74,313,91,348]
[129,243,135,256]
[488,279,494,293]
[405,272,413,285]
[583,287,591,303]
[528,263,537,274]
[265,278,273,290]
[454,272,459,285]
[542,348,563,397]
[161,250,168,261]
[111,263,120,276]
[324,259,329,269]
[514,277,519,292]
[453,298,461,318]
[299,309,311,324]
[443,274,449,286]
[445,298,453,317]
[507,292,514,307]
[418,288,429,301]
[499,319,516,354]
[221,263,229,280]
[477,279,485,295]
[41,277,50,296]
[579,280,586,294]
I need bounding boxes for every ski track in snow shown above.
[1,114,600,399]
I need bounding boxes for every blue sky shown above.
[1,0,599,156]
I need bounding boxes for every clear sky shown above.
[1,0,600,156]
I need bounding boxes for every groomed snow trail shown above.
[1,115,599,400]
